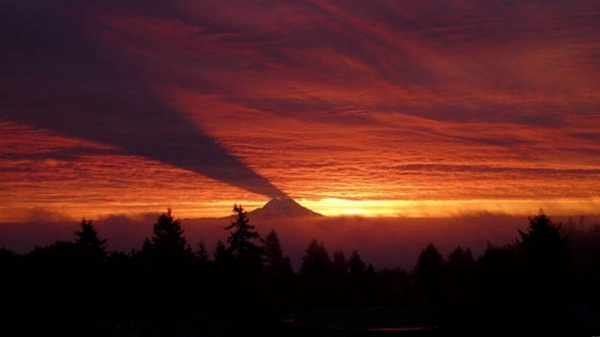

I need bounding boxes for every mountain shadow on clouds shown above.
[0,1,286,199]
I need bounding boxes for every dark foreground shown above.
[1,208,600,336]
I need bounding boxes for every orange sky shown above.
[1,0,600,221]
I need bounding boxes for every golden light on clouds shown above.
[2,0,600,222]
[304,198,600,218]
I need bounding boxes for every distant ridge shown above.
[248,197,323,219]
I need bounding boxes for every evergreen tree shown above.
[517,209,571,269]
[348,251,367,279]
[446,246,475,280]
[299,239,333,306]
[264,230,283,270]
[478,243,519,300]
[196,241,210,264]
[347,251,375,306]
[264,230,292,277]
[213,239,235,278]
[416,244,444,279]
[415,243,445,299]
[144,209,191,259]
[225,204,264,270]
[366,263,376,279]
[262,230,294,308]
[213,240,229,261]
[517,209,571,301]
[213,240,232,266]
[445,246,477,308]
[195,240,211,276]
[74,219,107,262]
[300,239,331,281]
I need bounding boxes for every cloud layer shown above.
[1,0,600,220]
[1,0,287,200]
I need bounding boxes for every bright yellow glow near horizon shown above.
[301,198,600,218]
[7,198,600,223]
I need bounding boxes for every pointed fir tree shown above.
[264,230,284,272]
[332,250,348,279]
[300,239,331,281]
[213,240,232,265]
[74,219,107,263]
[264,230,293,278]
[225,204,264,271]
[195,240,211,275]
[516,209,571,300]
[348,251,367,279]
[213,239,236,280]
[416,244,444,279]
[446,246,475,280]
[415,243,445,298]
[196,240,210,264]
[144,209,191,260]
[517,209,571,268]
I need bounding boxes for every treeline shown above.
[0,207,599,336]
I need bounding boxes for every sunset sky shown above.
[2,0,600,222]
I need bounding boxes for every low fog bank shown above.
[1,212,599,269]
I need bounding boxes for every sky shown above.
[1,0,600,221]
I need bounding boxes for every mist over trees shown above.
[0,207,598,336]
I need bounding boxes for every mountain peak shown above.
[249,197,323,219]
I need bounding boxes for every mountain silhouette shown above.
[249,197,323,219]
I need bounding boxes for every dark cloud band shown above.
[0,1,287,199]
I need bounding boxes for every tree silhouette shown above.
[348,251,367,279]
[225,204,264,271]
[213,240,229,262]
[262,230,294,310]
[212,239,237,309]
[347,251,372,305]
[74,219,107,263]
[332,250,348,278]
[195,240,211,275]
[299,239,333,306]
[263,230,292,278]
[213,239,235,276]
[5,207,600,334]
[415,243,445,299]
[446,246,475,280]
[300,239,331,282]
[517,209,571,301]
[264,230,283,270]
[517,209,571,267]
[143,209,191,261]
[196,241,210,264]
[478,243,519,301]
[444,246,477,312]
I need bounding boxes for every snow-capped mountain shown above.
[249,197,323,219]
